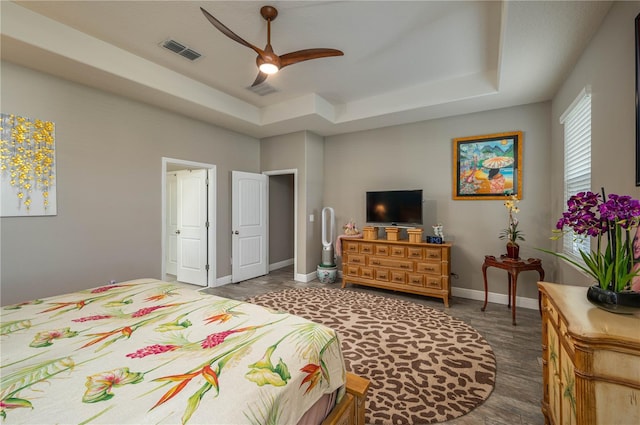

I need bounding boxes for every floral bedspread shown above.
[0,278,346,424]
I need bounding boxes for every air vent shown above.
[180,48,201,61]
[161,38,202,61]
[247,82,278,96]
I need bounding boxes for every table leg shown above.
[510,271,518,325]
[481,264,489,312]
[507,273,512,308]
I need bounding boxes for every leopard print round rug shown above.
[246,288,496,424]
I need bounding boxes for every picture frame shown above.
[635,12,639,186]
[452,131,523,200]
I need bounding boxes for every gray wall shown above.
[260,132,309,275]
[0,61,260,305]
[260,131,326,278]
[325,102,552,300]
[550,1,640,286]
[304,132,325,274]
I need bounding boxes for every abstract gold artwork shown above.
[0,113,57,216]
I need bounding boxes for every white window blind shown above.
[560,87,591,258]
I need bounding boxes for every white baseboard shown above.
[214,258,293,287]
[452,287,539,310]
[213,275,232,287]
[269,258,294,271]
[295,271,319,283]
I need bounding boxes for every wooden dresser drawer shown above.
[346,265,359,277]
[359,267,374,279]
[374,245,389,256]
[390,246,405,257]
[390,271,406,284]
[375,269,390,282]
[425,276,442,289]
[416,262,442,275]
[348,254,366,265]
[407,248,423,259]
[344,242,359,253]
[369,257,413,271]
[425,249,442,260]
[407,274,423,286]
[543,296,559,325]
[359,244,374,254]
[559,319,574,354]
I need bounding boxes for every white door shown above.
[232,171,268,282]
[176,169,208,286]
[166,172,178,275]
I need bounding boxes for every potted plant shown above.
[545,189,640,313]
[499,194,525,258]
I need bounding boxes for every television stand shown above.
[341,238,452,306]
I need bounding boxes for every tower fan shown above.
[317,207,337,283]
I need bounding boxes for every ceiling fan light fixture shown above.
[201,5,343,87]
[259,62,279,74]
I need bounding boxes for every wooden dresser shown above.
[341,238,452,307]
[538,282,640,425]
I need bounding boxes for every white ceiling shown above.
[1,1,612,138]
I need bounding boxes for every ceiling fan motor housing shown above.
[260,6,278,21]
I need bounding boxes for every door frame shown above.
[165,172,178,275]
[263,169,298,279]
[161,157,217,287]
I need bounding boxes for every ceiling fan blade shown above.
[251,71,269,87]
[279,48,344,68]
[200,7,264,57]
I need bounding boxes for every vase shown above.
[586,285,640,314]
[316,264,337,284]
[506,243,519,259]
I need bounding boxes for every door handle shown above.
[233,230,239,235]
[175,230,181,234]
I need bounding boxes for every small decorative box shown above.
[385,227,400,241]
[363,226,379,240]
[407,228,424,243]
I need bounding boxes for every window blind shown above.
[560,88,591,258]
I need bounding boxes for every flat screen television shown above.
[366,189,423,225]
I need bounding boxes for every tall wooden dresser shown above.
[538,282,640,425]
[341,238,452,307]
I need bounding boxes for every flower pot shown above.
[586,285,640,314]
[506,243,520,259]
[317,265,337,284]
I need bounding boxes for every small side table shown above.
[481,255,545,325]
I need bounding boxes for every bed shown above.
[0,278,368,424]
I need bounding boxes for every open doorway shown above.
[264,169,297,279]
[161,157,217,287]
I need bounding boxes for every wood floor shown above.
[196,266,544,425]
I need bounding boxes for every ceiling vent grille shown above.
[161,38,202,61]
[247,82,278,96]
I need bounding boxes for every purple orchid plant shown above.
[547,189,640,292]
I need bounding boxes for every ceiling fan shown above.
[200,5,344,87]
